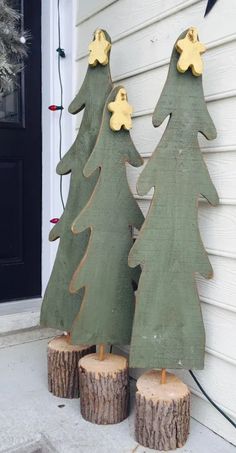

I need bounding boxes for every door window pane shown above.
[0,80,21,123]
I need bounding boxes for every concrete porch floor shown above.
[0,337,235,453]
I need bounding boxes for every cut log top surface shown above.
[137,370,189,402]
[48,335,90,353]
[79,353,128,377]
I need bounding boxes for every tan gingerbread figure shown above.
[88,29,111,67]
[175,27,206,76]
[108,88,133,131]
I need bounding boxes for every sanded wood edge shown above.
[48,334,91,352]
[79,352,128,377]
[136,369,190,401]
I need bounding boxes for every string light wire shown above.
[189,370,236,428]
[57,0,65,210]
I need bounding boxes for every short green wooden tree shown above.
[40,30,113,331]
[129,30,219,370]
[70,86,144,346]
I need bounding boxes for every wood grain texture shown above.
[135,370,190,450]
[79,353,129,424]
[129,30,219,370]
[40,30,113,332]
[127,152,236,202]
[47,335,95,398]
[69,86,144,346]
[126,97,236,156]
[136,200,236,258]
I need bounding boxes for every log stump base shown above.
[135,370,190,451]
[79,352,129,424]
[47,335,95,398]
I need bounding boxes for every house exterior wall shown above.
[75,0,236,444]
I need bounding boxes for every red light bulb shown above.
[50,218,60,224]
[48,105,63,111]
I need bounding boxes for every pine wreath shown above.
[0,0,28,93]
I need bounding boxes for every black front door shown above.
[0,1,41,302]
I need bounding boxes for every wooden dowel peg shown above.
[98,343,105,361]
[161,368,166,384]
[65,332,71,343]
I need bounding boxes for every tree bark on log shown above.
[135,370,190,451]
[79,353,129,424]
[48,335,95,398]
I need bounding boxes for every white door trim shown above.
[41,0,75,295]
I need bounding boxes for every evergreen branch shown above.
[0,0,28,93]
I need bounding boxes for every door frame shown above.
[41,0,76,296]
[0,0,76,315]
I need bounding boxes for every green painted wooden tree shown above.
[69,86,144,346]
[40,30,113,331]
[129,30,219,370]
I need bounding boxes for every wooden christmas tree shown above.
[128,28,219,450]
[41,30,112,332]
[70,85,144,423]
[40,29,113,398]
[70,85,144,346]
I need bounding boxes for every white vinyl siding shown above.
[75,0,236,444]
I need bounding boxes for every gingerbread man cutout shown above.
[175,27,206,76]
[88,29,111,67]
[108,88,133,131]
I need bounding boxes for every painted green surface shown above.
[40,31,113,332]
[129,30,219,370]
[70,86,144,346]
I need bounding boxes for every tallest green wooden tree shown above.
[129,29,219,371]
[40,30,113,332]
